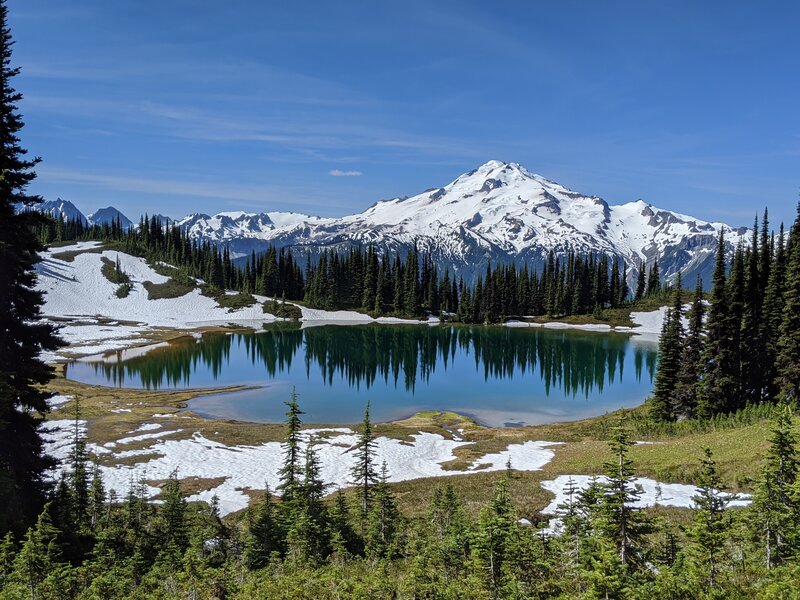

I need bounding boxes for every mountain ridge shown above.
[36,161,750,284]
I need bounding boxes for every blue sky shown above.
[9,0,799,227]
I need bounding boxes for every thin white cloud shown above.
[328,169,362,177]
[36,166,351,213]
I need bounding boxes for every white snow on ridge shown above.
[173,160,750,285]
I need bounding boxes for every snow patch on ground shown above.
[47,394,72,409]
[470,441,562,471]
[539,474,750,534]
[43,423,561,516]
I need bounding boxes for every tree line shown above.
[651,206,800,420]
[39,211,669,322]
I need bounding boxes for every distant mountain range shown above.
[37,161,750,284]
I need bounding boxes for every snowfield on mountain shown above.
[45,161,749,285]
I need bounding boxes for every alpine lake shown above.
[65,323,658,428]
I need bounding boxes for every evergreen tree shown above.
[471,477,515,596]
[328,491,360,560]
[650,275,684,421]
[365,462,402,559]
[673,275,705,418]
[286,435,329,564]
[155,471,188,553]
[697,230,738,418]
[597,419,650,569]
[634,260,646,302]
[775,205,800,403]
[351,401,378,520]
[278,388,304,500]
[647,258,661,296]
[686,448,732,590]
[763,223,787,400]
[11,504,62,598]
[0,0,64,535]
[751,405,798,569]
[245,486,281,569]
[0,531,14,588]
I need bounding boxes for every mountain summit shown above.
[176,160,748,284]
[36,161,749,284]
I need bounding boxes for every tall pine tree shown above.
[0,0,64,535]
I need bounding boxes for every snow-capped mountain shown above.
[39,198,88,226]
[86,206,134,230]
[36,161,750,284]
[175,160,749,284]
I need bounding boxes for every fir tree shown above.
[471,477,515,595]
[650,276,684,421]
[673,275,705,418]
[686,448,732,590]
[634,260,646,302]
[597,418,650,569]
[278,388,304,500]
[647,258,661,296]
[351,401,378,519]
[245,485,281,569]
[697,230,738,418]
[155,470,188,553]
[751,405,798,569]
[12,504,62,598]
[775,204,800,403]
[365,462,402,559]
[0,0,64,535]
[0,531,14,588]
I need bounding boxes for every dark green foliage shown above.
[776,203,800,404]
[751,405,798,569]
[650,275,685,421]
[100,255,130,285]
[697,229,740,418]
[143,275,196,299]
[0,0,64,536]
[2,391,800,597]
[652,203,800,422]
[351,401,378,520]
[596,420,651,570]
[672,275,705,419]
[278,388,304,499]
[685,448,732,590]
[364,462,402,560]
[244,486,282,569]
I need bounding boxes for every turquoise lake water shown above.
[65,323,658,427]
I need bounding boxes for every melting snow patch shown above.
[538,475,750,535]
[47,394,72,409]
[42,426,562,516]
[130,423,162,433]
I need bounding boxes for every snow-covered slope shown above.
[34,242,279,358]
[174,160,749,283]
